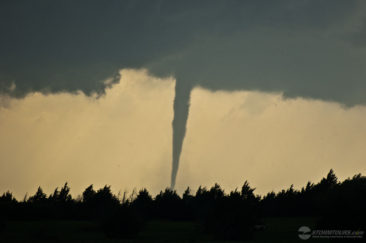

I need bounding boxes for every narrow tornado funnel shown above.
[171,81,192,189]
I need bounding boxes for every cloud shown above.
[0,0,365,105]
[2,1,366,189]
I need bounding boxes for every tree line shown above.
[0,169,365,240]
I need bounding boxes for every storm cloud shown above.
[0,0,365,102]
[1,0,366,187]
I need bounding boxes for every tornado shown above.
[171,81,192,189]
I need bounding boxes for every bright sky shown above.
[1,69,366,199]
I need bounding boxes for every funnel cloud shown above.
[171,81,191,188]
[1,0,366,187]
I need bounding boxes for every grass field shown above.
[0,217,331,242]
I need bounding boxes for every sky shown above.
[1,69,366,199]
[1,1,366,198]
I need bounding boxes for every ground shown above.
[0,217,330,242]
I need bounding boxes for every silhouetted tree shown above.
[49,183,72,203]
[1,168,365,240]
[241,180,256,201]
[131,188,153,219]
[204,182,258,240]
[0,191,16,203]
[82,185,96,203]
[155,189,184,220]
[28,187,47,203]
[0,191,17,220]
[182,187,193,200]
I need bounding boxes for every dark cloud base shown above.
[0,0,365,106]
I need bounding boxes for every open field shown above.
[0,217,331,242]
